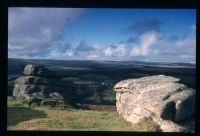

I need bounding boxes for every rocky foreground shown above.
[114,75,195,132]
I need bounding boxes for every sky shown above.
[8,8,196,63]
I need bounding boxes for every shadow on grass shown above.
[7,107,47,127]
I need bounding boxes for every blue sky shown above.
[8,8,196,63]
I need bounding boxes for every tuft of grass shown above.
[131,117,161,132]
[7,97,26,107]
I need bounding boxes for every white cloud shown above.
[115,44,127,57]
[103,44,128,59]
[143,25,196,62]
[64,51,74,56]
[8,8,84,58]
[87,54,99,60]
[104,47,113,56]
[166,25,195,58]
[179,54,195,59]
[175,25,195,51]
[130,31,161,56]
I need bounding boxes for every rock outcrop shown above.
[24,64,58,78]
[114,75,195,132]
[13,64,76,103]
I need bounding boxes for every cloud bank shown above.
[8,9,196,63]
[8,8,84,58]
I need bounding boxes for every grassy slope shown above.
[7,98,161,131]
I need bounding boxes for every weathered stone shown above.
[114,75,195,132]
[15,76,71,87]
[24,64,58,78]
[13,84,48,98]
[13,83,76,100]
[15,76,50,85]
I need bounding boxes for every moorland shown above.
[7,58,195,131]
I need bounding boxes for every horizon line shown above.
[8,57,196,64]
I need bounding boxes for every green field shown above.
[7,97,161,131]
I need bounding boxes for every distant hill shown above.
[8,58,195,75]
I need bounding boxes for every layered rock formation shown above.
[114,75,195,132]
[13,64,76,103]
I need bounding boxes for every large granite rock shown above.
[114,75,195,132]
[13,64,76,103]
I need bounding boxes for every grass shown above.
[8,107,47,128]
[7,97,161,131]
